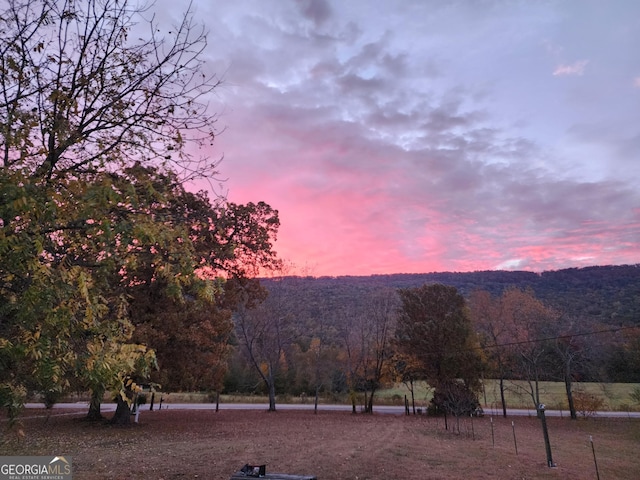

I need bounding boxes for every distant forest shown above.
[225,264,640,398]
[264,264,640,327]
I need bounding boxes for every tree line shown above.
[227,273,640,420]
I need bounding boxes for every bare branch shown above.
[0,0,222,181]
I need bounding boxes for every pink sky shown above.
[187,0,639,276]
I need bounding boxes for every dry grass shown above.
[3,408,640,479]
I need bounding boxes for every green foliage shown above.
[0,0,281,423]
[0,168,154,417]
[395,284,484,389]
[394,284,484,416]
[0,165,279,420]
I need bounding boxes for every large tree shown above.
[130,198,280,393]
[1,157,280,423]
[0,0,280,422]
[0,166,180,421]
[395,284,484,416]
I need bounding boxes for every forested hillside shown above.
[261,264,640,326]
[225,264,640,402]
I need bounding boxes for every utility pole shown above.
[538,404,556,468]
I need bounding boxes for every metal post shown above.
[470,414,475,440]
[511,421,518,455]
[133,393,140,423]
[538,404,556,468]
[590,436,600,480]
[491,417,495,448]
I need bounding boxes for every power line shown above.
[481,324,640,350]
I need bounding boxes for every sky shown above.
[183,0,639,276]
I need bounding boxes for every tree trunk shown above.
[110,395,131,425]
[410,379,416,414]
[366,387,377,414]
[86,388,104,421]
[314,384,319,415]
[499,377,508,418]
[267,365,276,412]
[565,363,577,420]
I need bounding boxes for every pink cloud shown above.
[185,1,640,277]
[553,60,589,76]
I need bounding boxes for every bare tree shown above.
[336,302,364,413]
[0,0,221,181]
[546,314,597,420]
[296,310,338,414]
[553,328,581,419]
[469,289,516,417]
[360,288,397,413]
[235,275,300,412]
[502,288,559,410]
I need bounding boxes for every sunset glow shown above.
[187,0,639,276]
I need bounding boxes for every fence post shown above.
[491,417,494,448]
[590,435,600,480]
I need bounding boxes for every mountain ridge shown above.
[260,264,640,325]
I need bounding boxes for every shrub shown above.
[429,380,480,417]
[573,390,604,418]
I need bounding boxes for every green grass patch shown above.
[375,380,640,412]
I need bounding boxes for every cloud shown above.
[295,0,332,27]
[185,0,640,275]
[553,60,589,76]
[634,77,640,88]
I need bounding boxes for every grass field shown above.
[159,380,640,413]
[4,407,640,479]
[375,380,640,412]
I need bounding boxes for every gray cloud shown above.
[295,0,332,27]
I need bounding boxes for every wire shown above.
[480,324,639,350]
